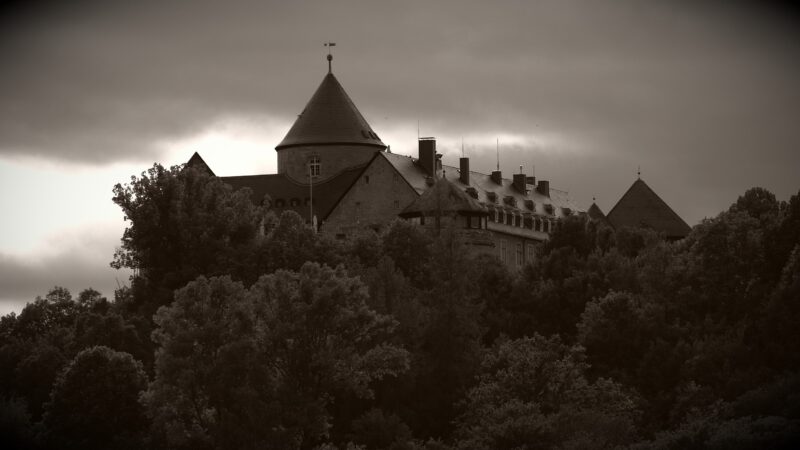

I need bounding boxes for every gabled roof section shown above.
[276,73,386,150]
[400,177,487,218]
[221,165,363,221]
[607,178,691,239]
[186,152,215,176]
[587,203,607,221]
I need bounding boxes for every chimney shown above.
[513,173,527,194]
[418,138,436,176]
[459,157,470,185]
[536,180,550,197]
[491,170,502,185]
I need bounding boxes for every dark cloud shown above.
[0,0,798,221]
[0,226,131,314]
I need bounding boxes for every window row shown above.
[488,209,553,233]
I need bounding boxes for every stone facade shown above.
[323,153,419,236]
[277,144,379,183]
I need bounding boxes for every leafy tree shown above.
[41,346,148,450]
[382,220,433,287]
[454,335,639,449]
[143,264,409,449]
[111,164,264,310]
[578,291,651,383]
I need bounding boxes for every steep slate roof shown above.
[378,152,582,220]
[586,202,612,226]
[186,152,215,176]
[400,177,488,218]
[607,178,691,239]
[441,165,580,218]
[221,165,363,221]
[276,73,386,150]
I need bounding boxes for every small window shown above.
[275,199,285,208]
[515,215,521,227]
[393,200,400,209]
[506,213,513,226]
[290,198,300,207]
[308,156,320,177]
[361,130,370,138]
[498,211,504,224]
[365,175,370,184]
[516,243,523,267]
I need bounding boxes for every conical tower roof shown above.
[276,73,386,150]
[607,178,691,239]
[587,202,608,221]
[400,177,488,218]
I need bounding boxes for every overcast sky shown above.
[1,0,799,314]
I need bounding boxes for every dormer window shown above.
[308,156,320,177]
[486,192,497,203]
[544,204,554,215]
[465,187,479,199]
[503,196,517,207]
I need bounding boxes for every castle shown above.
[188,55,690,268]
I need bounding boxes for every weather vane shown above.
[324,42,336,73]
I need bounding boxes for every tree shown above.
[111,163,264,310]
[143,264,409,449]
[41,346,148,450]
[382,220,433,287]
[454,335,640,449]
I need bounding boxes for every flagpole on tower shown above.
[324,42,336,73]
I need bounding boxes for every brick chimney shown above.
[536,180,550,197]
[459,157,470,185]
[491,170,502,185]
[419,138,436,176]
[513,173,528,194]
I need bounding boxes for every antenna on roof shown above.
[324,42,336,73]
[496,138,500,171]
[637,165,641,179]
[520,165,523,174]
[461,137,464,157]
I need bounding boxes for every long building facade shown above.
[188,57,690,269]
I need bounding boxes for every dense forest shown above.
[2,164,799,449]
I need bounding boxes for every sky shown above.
[1,0,799,314]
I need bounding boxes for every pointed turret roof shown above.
[607,178,691,239]
[587,202,608,221]
[276,73,386,150]
[186,152,215,176]
[400,177,488,218]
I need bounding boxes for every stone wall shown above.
[277,145,380,183]
[323,155,419,237]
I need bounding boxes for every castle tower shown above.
[275,56,386,183]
